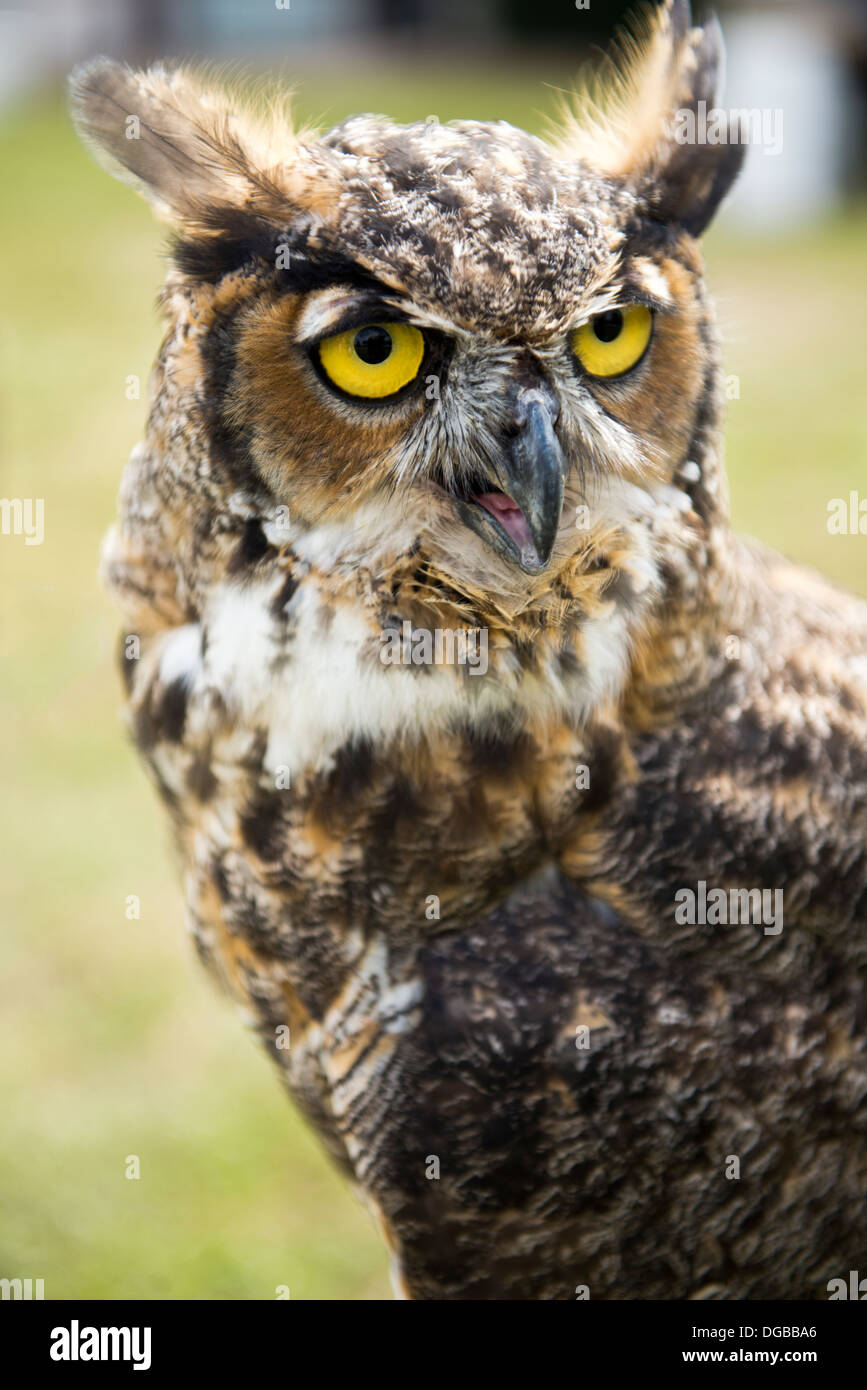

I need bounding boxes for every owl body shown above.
[74,0,867,1299]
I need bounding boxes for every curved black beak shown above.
[499,394,566,567]
[456,389,567,574]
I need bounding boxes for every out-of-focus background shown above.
[1,0,865,1300]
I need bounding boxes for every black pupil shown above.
[593,310,623,343]
[354,326,393,364]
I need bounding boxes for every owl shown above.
[71,0,867,1300]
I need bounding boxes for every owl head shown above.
[72,0,742,671]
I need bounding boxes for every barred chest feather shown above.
[124,530,638,952]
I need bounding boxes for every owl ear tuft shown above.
[552,0,744,236]
[69,58,304,230]
[642,9,745,235]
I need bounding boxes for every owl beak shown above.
[458,393,566,573]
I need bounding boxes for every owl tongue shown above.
[474,491,533,552]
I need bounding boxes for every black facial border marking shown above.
[197,303,264,496]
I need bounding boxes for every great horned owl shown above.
[71,0,867,1300]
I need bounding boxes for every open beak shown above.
[455,392,566,574]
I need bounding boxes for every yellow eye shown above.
[317,321,425,399]
[571,304,652,379]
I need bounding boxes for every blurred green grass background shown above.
[1,70,865,1301]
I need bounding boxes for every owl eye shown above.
[571,304,653,379]
[317,321,425,399]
